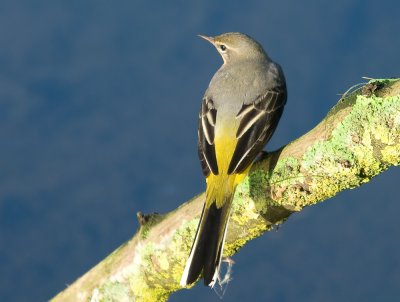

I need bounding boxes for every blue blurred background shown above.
[0,1,399,301]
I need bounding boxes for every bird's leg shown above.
[213,257,235,298]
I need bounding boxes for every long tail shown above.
[180,195,233,287]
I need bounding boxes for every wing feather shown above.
[228,89,286,174]
[198,97,219,176]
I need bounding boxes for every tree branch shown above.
[51,79,400,302]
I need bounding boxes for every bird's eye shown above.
[220,44,226,51]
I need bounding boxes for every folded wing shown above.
[228,88,287,174]
[198,97,219,176]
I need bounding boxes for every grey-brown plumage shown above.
[181,32,287,287]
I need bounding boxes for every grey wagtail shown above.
[181,32,287,287]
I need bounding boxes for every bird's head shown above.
[198,32,268,64]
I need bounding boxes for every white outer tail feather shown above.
[180,210,232,288]
[180,223,201,286]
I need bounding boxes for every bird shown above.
[180,32,287,288]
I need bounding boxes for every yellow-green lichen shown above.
[128,242,165,301]
[99,282,130,302]
[269,157,302,186]
[128,236,181,302]
[381,145,400,164]
[375,125,397,145]
[131,216,203,299]
[263,156,307,210]
[236,168,267,202]
[231,190,259,226]
[173,219,199,255]
[168,220,202,286]
[223,220,269,257]
[262,89,400,213]
[295,92,400,209]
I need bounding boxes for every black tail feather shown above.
[202,202,230,286]
[181,199,232,287]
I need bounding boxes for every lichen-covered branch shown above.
[51,79,400,302]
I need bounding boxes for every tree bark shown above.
[51,79,400,302]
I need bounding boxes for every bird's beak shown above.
[198,34,215,45]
